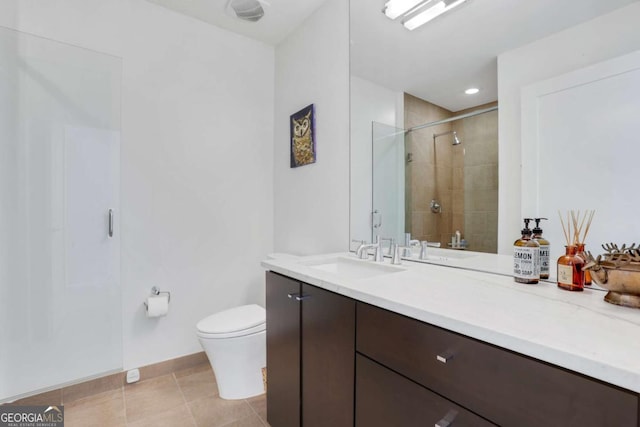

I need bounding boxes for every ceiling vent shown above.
[225,0,268,22]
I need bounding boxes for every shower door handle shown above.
[108,209,114,238]
[372,210,382,229]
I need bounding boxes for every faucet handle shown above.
[392,244,409,265]
[372,237,390,263]
[419,241,429,260]
[402,243,414,258]
[379,237,394,255]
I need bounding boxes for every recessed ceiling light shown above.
[465,88,479,95]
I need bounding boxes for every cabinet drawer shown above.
[356,354,494,427]
[356,302,638,427]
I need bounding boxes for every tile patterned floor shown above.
[63,363,269,427]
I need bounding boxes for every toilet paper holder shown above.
[143,286,171,309]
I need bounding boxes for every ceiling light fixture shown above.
[382,0,428,20]
[400,0,468,31]
[465,87,479,95]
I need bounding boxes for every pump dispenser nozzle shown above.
[522,218,534,236]
[533,218,548,235]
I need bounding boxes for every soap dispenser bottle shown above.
[513,218,540,284]
[532,218,550,280]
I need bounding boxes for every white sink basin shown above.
[303,257,405,280]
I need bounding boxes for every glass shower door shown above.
[372,122,405,244]
[0,27,122,401]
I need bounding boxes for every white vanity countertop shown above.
[262,252,640,393]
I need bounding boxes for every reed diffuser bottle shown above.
[557,210,595,291]
[557,245,584,291]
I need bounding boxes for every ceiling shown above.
[145,0,328,45]
[351,0,638,111]
[147,0,638,111]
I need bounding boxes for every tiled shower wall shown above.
[404,94,463,246]
[404,94,498,252]
[453,105,498,253]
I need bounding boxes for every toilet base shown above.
[198,330,266,400]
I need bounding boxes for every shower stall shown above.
[0,27,122,402]
[371,104,498,252]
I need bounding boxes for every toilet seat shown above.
[196,304,266,339]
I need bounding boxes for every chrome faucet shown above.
[403,233,420,257]
[354,240,372,259]
[419,240,442,260]
[355,236,385,262]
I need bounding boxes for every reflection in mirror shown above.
[371,122,405,243]
[404,101,498,253]
[370,100,498,253]
[349,0,639,259]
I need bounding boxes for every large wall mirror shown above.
[349,0,640,262]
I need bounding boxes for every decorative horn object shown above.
[583,243,640,308]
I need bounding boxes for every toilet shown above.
[196,304,266,400]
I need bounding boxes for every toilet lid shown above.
[197,304,265,335]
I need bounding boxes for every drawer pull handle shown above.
[286,293,311,301]
[436,352,454,364]
[435,409,458,427]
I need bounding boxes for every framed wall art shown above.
[290,104,316,168]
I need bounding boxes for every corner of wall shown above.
[273,0,350,255]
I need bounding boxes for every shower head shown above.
[433,130,462,145]
[452,131,461,145]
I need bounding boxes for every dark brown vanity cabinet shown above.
[267,271,639,427]
[356,302,639,427]
[265,272,355,427]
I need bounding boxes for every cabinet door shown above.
[356,354,495,427]
[266,272,301,427]
[301,283,355,427]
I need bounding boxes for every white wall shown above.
[350,76,403,245]
[1,0,274,372]
[273,0,350,255]
[519,51,640,265]
[497,2,640,254]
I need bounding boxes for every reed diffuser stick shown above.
[558,210,570,246]
[577,211,588,242]
[571,209,580,245]
[581,210,595,244]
